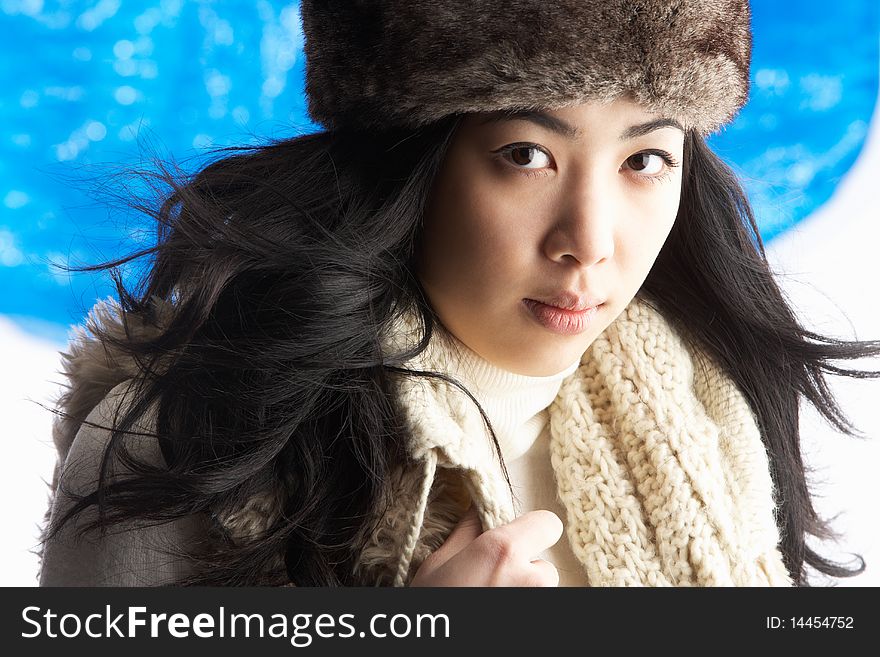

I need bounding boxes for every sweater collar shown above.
[381,308,579,469]
[440,333,579,461]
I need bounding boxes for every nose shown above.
[543,184,615,267]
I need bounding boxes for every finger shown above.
[427,503,484,571]
[524,558,560,587]
[492,509,564,560]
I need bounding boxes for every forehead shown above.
[469,106,685,145]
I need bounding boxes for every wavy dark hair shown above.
[40,111,880,587]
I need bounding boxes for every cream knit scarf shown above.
[356,293,794,586]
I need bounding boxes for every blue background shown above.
[1,0,878,344]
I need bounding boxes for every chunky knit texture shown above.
[545,297,792,585]
[41,293,794,586]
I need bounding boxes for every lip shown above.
[522,298,603,335]
[528,290,605,312]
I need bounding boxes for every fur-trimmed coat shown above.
[39,293,794,586]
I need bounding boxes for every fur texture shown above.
[43,297,174,529]
[300,0,752,136]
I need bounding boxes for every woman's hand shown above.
[409,503,563,586]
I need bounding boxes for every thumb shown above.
[427,503,484,570]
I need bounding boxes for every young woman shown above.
[39,0,880,587]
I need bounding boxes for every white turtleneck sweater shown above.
[445,338,590,587]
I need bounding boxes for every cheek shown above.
[619,186,680,278]
[631,178,680,230]
[422,178,527,283]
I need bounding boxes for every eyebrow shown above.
[476,109,684,141]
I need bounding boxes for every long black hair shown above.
[40,113,880,586]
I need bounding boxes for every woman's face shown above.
[416,96,685,376]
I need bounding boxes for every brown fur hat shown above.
[300,0,752,137]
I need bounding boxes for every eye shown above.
[626,152,665,175]
[624,150,680,184]
[492,143,553,178]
